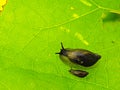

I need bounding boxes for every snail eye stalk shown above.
[55,52,60,54]
[61,42,64,49]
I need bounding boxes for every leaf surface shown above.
[0,0,120,90]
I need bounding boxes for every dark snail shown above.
[56,42,101,78]
[69,69,88,78]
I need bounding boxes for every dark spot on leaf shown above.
[102,12,120,22]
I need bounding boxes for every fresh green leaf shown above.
[0,0,120,90]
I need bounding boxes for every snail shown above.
[56,43,101,78]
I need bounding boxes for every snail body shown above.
[56,43,101,77]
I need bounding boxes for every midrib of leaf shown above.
[90,0,120,13]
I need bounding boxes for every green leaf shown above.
[0,0,120,90]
